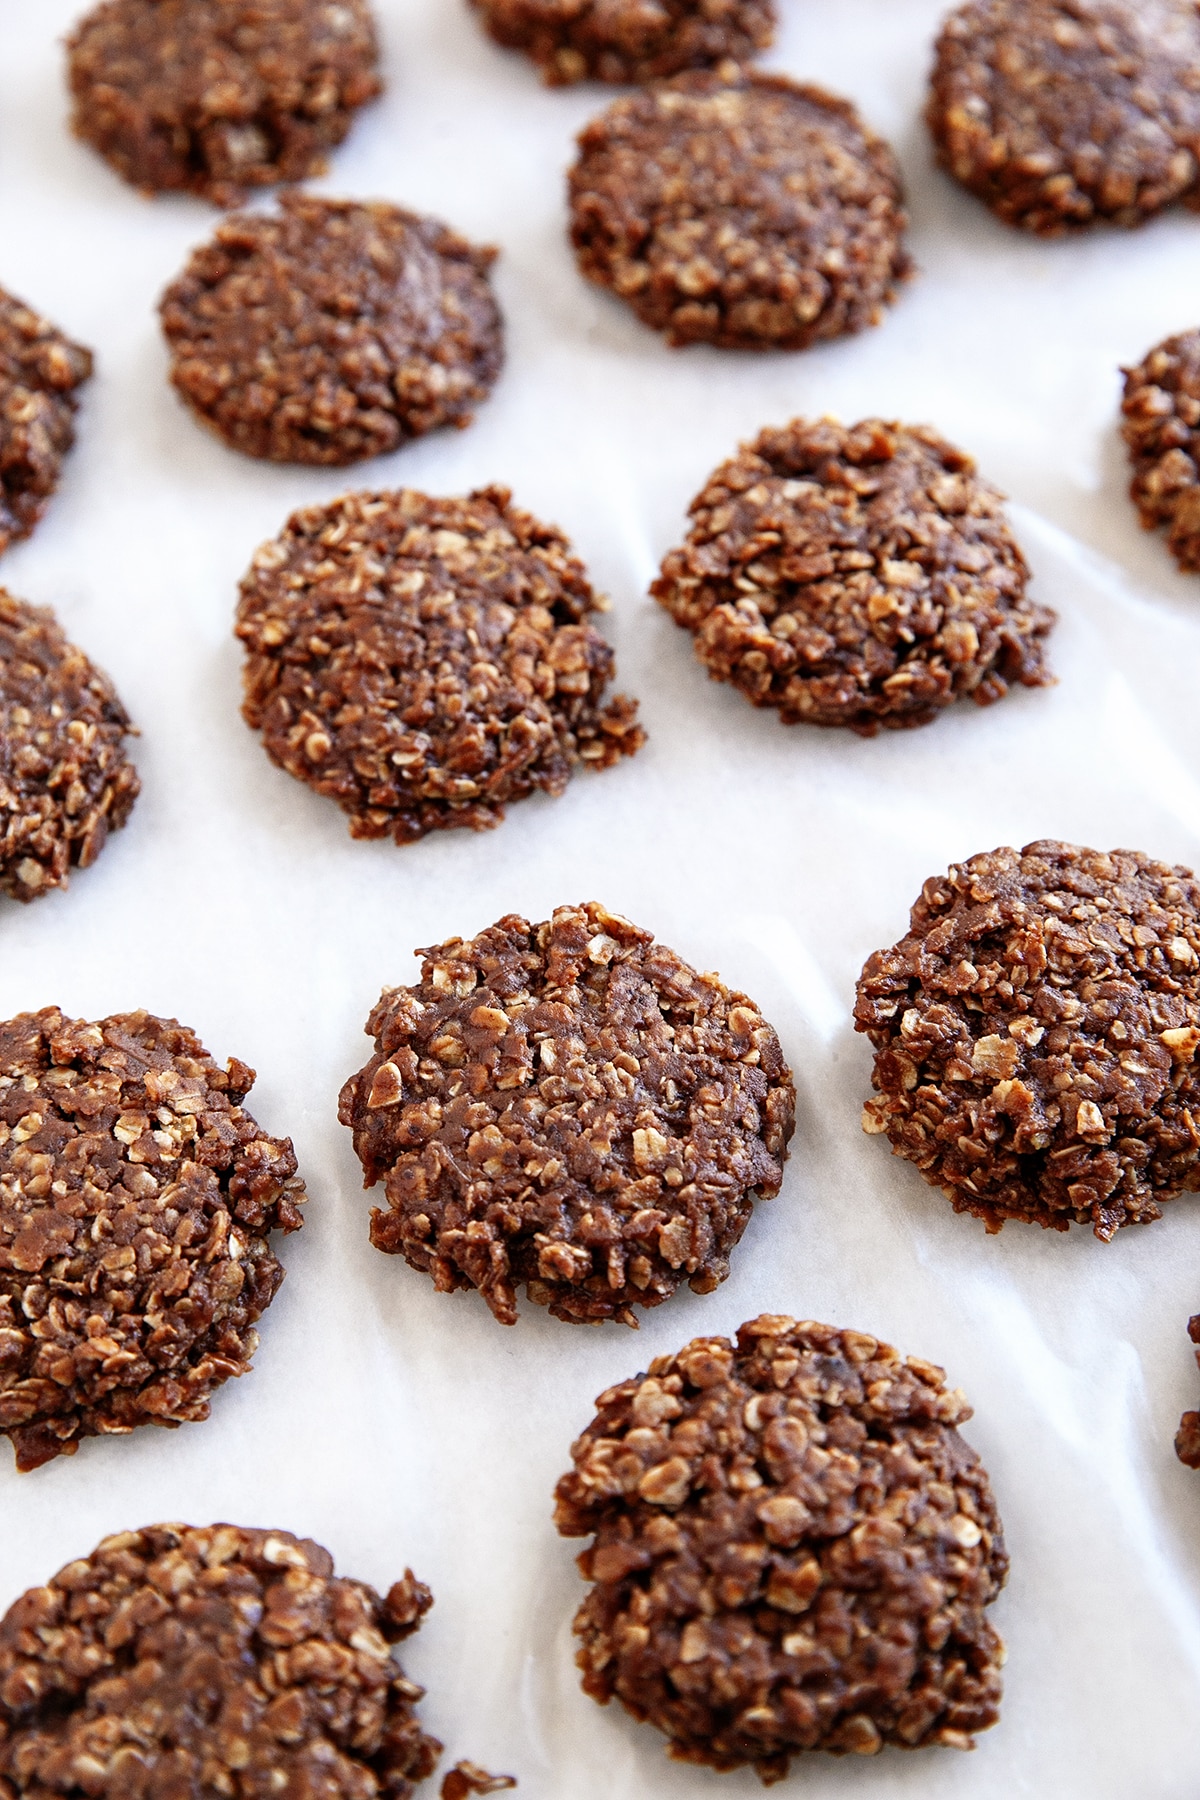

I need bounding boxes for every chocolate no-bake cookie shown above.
[160,195,502,464]
[0,287,92,558]
[0,1524,440,1795]
[568,68,910,350]
[67,0,381,206]
[555,1314,1007,1778]
[653,418,1054,734]
[1121,328,1200,571]
[0,1008,304,1470]
[237,486,642,843]
[1,591,140,904]
[928,0,1200,235]
[471,0,774,86]
[339,904,795,1325]
[1176,1314,1200,1466]
[856,842,1200,1239]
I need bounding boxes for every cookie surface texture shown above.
[653,418,1054,733]
[0,590,140,904]
[472,0,775,86]
[928,0,1200,234]
[0,1524,441,1795]
[0,1009,305,1470]
[0,288,92,558]
[555,1314,1007,1777]
[1121,328,1200,570]
[160,195,503,464]
[237,486,643,842]
[568,68,909,350]
[339,904,795,1324]
[856,842,1200,1238]
[67,0,381,205]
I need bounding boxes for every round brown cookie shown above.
[0,1524,441,1796]
[568,68,910,351]
[856,842,1200,1239]
[338,903,795,1325]
[0,287,92,558]
[652,417,1055,735]
[1120,328,1200,571]
[554,1314,1007,1777]
[471,0,774,87]
[1176,1314,1200,1466]
[237,486,643,844]
[67,0,381,207]
[160,195,503,465]
[0,1008,305,1471]
[928,0,1200,235]
[0,590,140,904]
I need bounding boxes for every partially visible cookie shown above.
[555,1315,1007,1777]
[0,286,92,557]
[161,195,502,464]
[0,590,140,903]
[67,0,382,206]
[1176,1314,1200,1466]
[339,903,795,1325]
[237,486,642,843]
[928,0,1200,234]
[0,1008,305,1470]
[0,1524,440,1795]
[856,842,1200,1239]
[653,417,1055,734]
[472,0,774,86]
[568,67,910,350]
[1121,329,1200,570]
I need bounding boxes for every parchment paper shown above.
[4,3,1200,1794]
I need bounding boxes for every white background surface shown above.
[3,2,1200,1793]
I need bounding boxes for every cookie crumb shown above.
[442,1762,518,1799]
